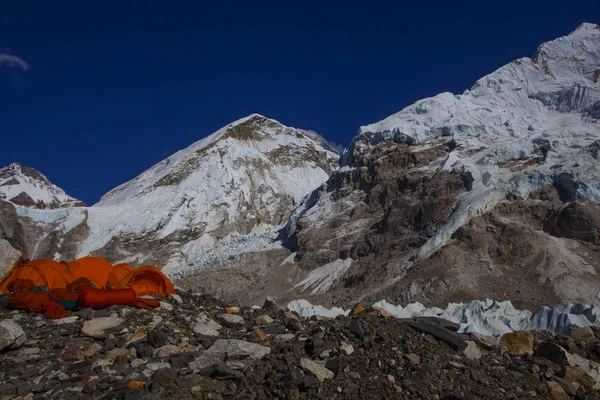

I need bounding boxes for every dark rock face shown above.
[287,139,466,272]
[545,200,600,244]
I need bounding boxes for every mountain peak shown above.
[0,163,85,209]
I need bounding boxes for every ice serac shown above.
[2,114,339,280]
[0,163,85,209]
[283,23,600,309]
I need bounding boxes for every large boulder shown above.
[189,339,270,370]
[0,319,26,351]
[0,238,21,277]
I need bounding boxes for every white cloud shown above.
[0,54,29,71]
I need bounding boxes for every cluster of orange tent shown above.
[0,257,175,318]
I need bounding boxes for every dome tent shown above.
[0,258,175,297]
[62,257,114,289]
[107,263,134,288]
[113,265,175,297]
[0,259,73,293]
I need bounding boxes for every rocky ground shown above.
[1,291,600,399]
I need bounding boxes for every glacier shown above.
[287,298,600,337]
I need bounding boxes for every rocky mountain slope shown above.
[280,23,600,310]
[0,115,339,276]
[0,163,85,209]
[2,293,600,399]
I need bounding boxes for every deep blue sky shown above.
[1,1,598,205]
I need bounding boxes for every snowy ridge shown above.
[354,23,600,260]
[0,163,84,209]
[286,299,600,337]
[12,114,339,273]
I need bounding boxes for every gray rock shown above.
[300,357,334,382]
[82,317,124,338]
[189,339,271,370]
[463,341,482,360]
[0,319,26,351]
[153,344,180,358]
[168,294,183,304]
[255,315,274,325]
[217,313,245,328]
[394,318,467,351]
[535,342,570,366]
[51,316,79,325]
[159,301,174,311]
[193,322,220,337]
[0,238,21,277]
[262,296,285,313]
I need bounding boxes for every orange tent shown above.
[1,257,175,297]
[62,257,114,289]
[113,265,175,297]
[107,263,134,288]
[0,259,74,293]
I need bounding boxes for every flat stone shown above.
[82,317,124,338]
[168,294,183,304]
[340,342,354,356]
[125,328,148,346]
[394,318,467,351]
[0,320,26,351]
[147,362,172,372]
[193,322,220,337]
[130,358,147,369]
[300,357,334,382]
[189,339,271,371]
[274,334,296,341]
[405,353,420,364]
[153,345,180,358]
[159,302,173,311]
[463,341,482,360]
[217,314,245,328]
[255,315,274,325]
[469,332,499,350]
[225,307,240,314]
[51,316,79,325]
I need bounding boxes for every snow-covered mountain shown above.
[282,23,600,310]
[0,114,339,274]
[0,163,85,209]
[2,24,600,310]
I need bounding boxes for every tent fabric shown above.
[66,277,94,293]
[6,278,35,292]
[45,300,68,319]
[78,288,138,309]
[7,290,68,319]
[1,258,175,298]
[134,297,161,310]
[107,263,134,288]
[114,265,175,297]
[49,288,79,302]
[63,257,114,289]
[0,259,73,293]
